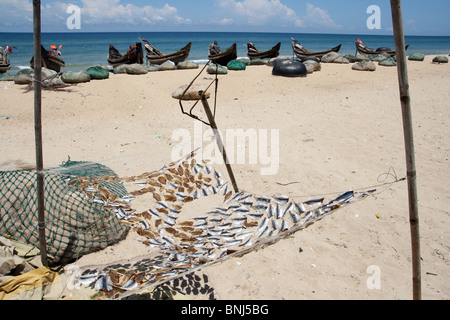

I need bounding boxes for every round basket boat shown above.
[272,59,307,78]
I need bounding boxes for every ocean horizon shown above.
[1,31,449,72]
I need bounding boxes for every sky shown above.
[0,0,449,35]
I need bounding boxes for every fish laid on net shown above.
[68,149,375,299]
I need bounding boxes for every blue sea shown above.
[1,32,450,72]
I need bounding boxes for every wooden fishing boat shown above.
[140,38,191,65]
[30,44,66,72]
[208,42,237,66]
[291,38,341,60]
[107,43,144,67]
[0,46,11,73]
[247,42,281,60]
[355,40,409,56]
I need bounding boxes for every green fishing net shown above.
[0,159,129,265]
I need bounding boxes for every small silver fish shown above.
[294,202,306,214]
[119,279,137,291]
[147,208,160,218]
[193,189,200,199]
[267,204,274,218]
[274,195,289,205]
[253,204,268,211]
[275,204,283,219]
[95,274,112,291]
[234,207,250,215]
[289,211,300,224]
[304,197,324,206]
[279,219,288,231]
[255,196,271,204]
[209,218,222,225]
[140,220,150,229]
[77,273,101,286]
[249,212,263,220]
[157,201,169,209]
[258,217,268,230]
[217,222,232,229]
[235,231,253,240]
[232,216,247,225]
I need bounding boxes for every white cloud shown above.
[303,3,341,29]
[79,0,191,26]
[217,0,303,27]
[0,0,191,31]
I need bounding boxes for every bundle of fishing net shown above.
[0,159,130,265]
[72,149,376,298]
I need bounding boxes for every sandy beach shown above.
[0,55,448,300]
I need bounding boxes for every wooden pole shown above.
[199,92,239,193]
[390,0,421,300]
[33,0,48,267]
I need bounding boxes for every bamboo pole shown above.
[199,92,239,193]
[390,0,421,300]
[33,0,48,267]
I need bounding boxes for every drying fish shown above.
[275,203,283,219]
[147,208,160,218]
[274,195,289,205]
[243,220,258,228]
[304,197,324,206]
[157,201,169,209]
[232,216,247,225]
[209,218,222,225]
[267,204,274,218]
[139,219,150,229]
[253,204,268,211]
[255,196,271,204]
[238,193,252,202]
[153,193,162,201]
[217,222,232,230]
[334,190,354,203]
[249,212,263,220]
[282,202,294,217]
[235,231,253,240]
[294,202,306,214]
[234,207,250,215]
[289,211,300,224]
[224,190,233,202]
[258,217,269,231]
[183,196,194,203]
[77,273,101,286]
[193,189,200,199]
[164,194,178,202]
[95,274,112,292]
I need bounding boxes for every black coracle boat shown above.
[355,39,409,57]
[208,41,237,66]
[30,44,66,72]
[291,38,341,60]
[247,42,281,60]
[107,43,144,67]
[140,38,191,65]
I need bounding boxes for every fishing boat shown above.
[30,44,65,72]
[107,43,144,67]
[355,39,409,56]
[208,42,237,66]
[291,38,341,60]
[247,42,281,60]
[0,45,12,73]
[140,38,191,65]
